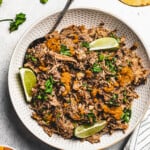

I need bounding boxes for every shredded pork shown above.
[24,24,149,143]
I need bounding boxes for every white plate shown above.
[8,8,150,150]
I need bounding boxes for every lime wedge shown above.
[89,37,119,51]
[19,68,36,102]
[74,120,107,138]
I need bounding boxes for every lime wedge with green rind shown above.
[74,120,107,138]
[89,37,119,51]
[19,68,36,102]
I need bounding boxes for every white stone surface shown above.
[0,0,149,150]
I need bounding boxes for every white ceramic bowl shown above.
[8,8,150,150]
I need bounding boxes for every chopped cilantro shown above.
[37,91,47,101]
[121,109,131,123]
[82,83,87,87]
[105,57,117,73]
[81,41,90,49]
[9,13,26,33]
[99,54,105,61]
[26,54,37,63]
[56,113,61,119]
[45,76,54,94]
[91,63,102,73]
[110,33,120,43]
[60,45,71,56]
[106,94,119,107]
[87,113,96,123]
[123,90,128,103]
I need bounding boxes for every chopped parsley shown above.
[121,109,131,123]
[81,41,90,49]
[91,63,102,73]
[45,76,54,94]
[60,45,71,56]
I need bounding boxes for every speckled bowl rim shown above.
[8,8,150,150]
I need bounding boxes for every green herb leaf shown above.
[56,113,61,119]
[45,76,54,94]
[99,54,105,61]
[123,89,128,103]
[37,91,47,101]
[81,41,90,49]
[105,57,117,73]
[123,90,127,96]
[9,13,26,33]
[26,54,37,63]
[91,63,102,73]
[121,109,131,123]
[40,0,48,4]
[82,83,88,87]
[87,113,96,123]
[112,94,118,100]
[0,0,2,5]
[106,94,119,107]
[110,33,120,43]
[60,45,71,56]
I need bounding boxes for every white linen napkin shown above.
[124,108,150,150]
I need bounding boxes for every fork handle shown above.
[49,0,74,33]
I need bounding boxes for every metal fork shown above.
[28,0,74,49]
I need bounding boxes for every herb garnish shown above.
[123,90,127,103]
[37,90,47,101]
[82,83,88,87]
[110,33,120,43]
[106,94,119,107]
[121,108,131,123]
[0,13,26,32]
[26,54,37,63]
[105,57,117,73]
[99,54,105,61]
[56,113,61,119]
[60,45,71,56]
[87,112,96,123]
[40,0,48,4]
[45,76,54,94]
[81,41,90,49]
[91,63,102,73]
[9,13,26,32]
[0,0,2,5]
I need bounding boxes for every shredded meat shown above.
[23,24,149,143]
